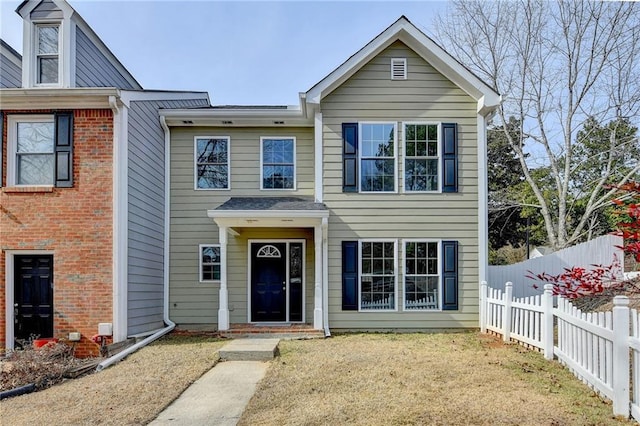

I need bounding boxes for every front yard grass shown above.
[239,332,633,425]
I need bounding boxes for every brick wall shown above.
[0,109,114,357]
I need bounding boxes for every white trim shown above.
[193,136,231,191]
[199,244,221,282]
[390,57,407,80]
[313,224,323,329]
[357,239,398,312]
[218,227,230,330]
[314,112,323,202]
[321,217,329,333]
[32,22,63,87]
[120,90,210,107]
[247,239,307,324]
[401,239,442,312]
[401,121,442,193]
[6,114,55,187]
[358,122,398,193]
[4,250,54,352]
[260,136,297,191]
[477,114,489,283]
[110,96,128,342]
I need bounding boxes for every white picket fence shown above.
[488,235,624,298]
[361,296,394,310]
[480,281,639,420]
[405,295,437,310]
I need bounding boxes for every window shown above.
[404,123,439,192]
[404,241,440,310]
[360,240,397,310]
[199,245,221,282]
[261,137,295,189]
[35,24,60,85]
[359,123,396,192]
[195,137,229,190]
[8,116,55,186]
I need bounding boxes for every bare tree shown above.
[435,0,640,249]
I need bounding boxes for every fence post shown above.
[503,281,513,343]
[612,295,630,417]
[480,281,487,333]
[542,284,554,360]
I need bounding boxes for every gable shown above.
[30,0,63,20]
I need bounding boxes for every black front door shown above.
[15,255,54,341]
[251,243,287,322]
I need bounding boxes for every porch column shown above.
[218,226,230,330]
[313,223,323,330]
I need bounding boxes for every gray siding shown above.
[0,52,21,88]
[75,28,136,89]
[169,126,315,326]
[127,97,209,336]
[31,0,63,20]
[321,41,480,330]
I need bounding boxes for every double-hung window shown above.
[8,116,55,186]
[195,137,229,190]
[199,244,221,282]
[404,123,439,192]
[261,137,296,190]
[404,241,440,310]
[359,123,396,192]
[35,24,60,85]
[359,240,397,310]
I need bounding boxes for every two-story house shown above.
[160,17,500,334]
[0,0,209,355]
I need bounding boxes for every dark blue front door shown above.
[15,255,54,341]
[251,243,287,322]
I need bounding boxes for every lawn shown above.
[239,332,633,426]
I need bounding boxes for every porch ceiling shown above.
[208,197,329,231]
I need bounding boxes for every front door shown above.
[251,243,287,322]
[14,255,54,341]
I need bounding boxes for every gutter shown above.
[95,113,176,371]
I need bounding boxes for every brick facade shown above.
[0,109,114,357]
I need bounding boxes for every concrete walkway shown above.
[149,338,279,426]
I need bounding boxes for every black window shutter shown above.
[442,240,458,310]
[54,112,73,188]
[342,123,358,192]
[442,123,458,193]
[342,240,359,310]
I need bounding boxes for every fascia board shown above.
[208,210,329,219]
[0,87,119,109]
[119,90,210,107]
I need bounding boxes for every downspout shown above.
[322,217,331,337]
[96,113,175,371]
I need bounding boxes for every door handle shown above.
[282,281,286,291]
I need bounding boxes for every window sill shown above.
[2,186,55,193]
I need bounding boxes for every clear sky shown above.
[0,0,448,105]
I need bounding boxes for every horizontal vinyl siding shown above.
[322,41,480,330]
[30,0,63,19]
[75,28,136,89]
[0,53,21,88]
[169,127,315,326]
[126,97,209,336]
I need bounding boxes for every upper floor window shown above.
[359,123,397,192]
[261,137,296,190]
[404,123,439,192]
[35,24,60,85]
[195,137,229,190]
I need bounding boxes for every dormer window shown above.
[35,24,60,85]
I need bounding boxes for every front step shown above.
[218,338,280,361]
[220,323,325,340]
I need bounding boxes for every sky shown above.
[0,0,448,105]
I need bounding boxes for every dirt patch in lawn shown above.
[1,334,225,425]
[240,332,633,426]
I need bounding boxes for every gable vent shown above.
[391,58,407,80]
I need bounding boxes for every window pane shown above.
[404,241,439,310]
[17,122,54,153]
[202,246,220,263]
[18,154,54,185]
[262,139,294,189]
[361,159,394,191]
[197,165,228,189]
[38,26,58,54]
[197,138,227,164]
[38,57,58,84]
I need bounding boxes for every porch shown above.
[208,197,329,332]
